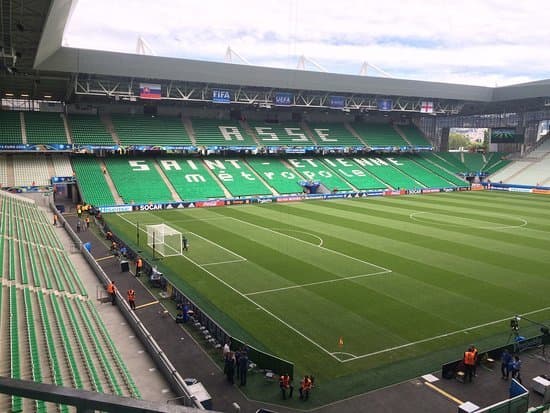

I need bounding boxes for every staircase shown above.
[152,161,182,202]
[61,113,73,144]
[98,160,124,204]
[182,116,197,146]
[100,115,120,145]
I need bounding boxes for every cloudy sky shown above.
[64,0,550,87]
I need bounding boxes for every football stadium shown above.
[1,1,550,412]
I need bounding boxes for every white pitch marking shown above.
[201,258,247,266]
[270,228,324,247]
[409,211,528,230]
[338,305,550,362]
[116,212,247,262]
[245,270,391,296]
[114,212,341,361]
[225,215,392,273]
[332,351,358,359]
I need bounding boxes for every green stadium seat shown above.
[398,125,432,147]
[68,114,114,145]
[248,121,314,147]
[104,157,173,204]
[392,155,457,188]
[0,111,23,144]
[203,158,272,196]
[320,158,386,190]
[158,157,225,201]
[24,112,68,144]
[286,158,352,191]
[192,118,256,147]
[111,114,192,147]
[352,156,420,190]
[72,157,116,206]
[352,123,409,148]
[462,153,485,173]
[246,158,304,194]
[307,122,365,147]
[415,154,469,186]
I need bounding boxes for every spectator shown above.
[511,355,522,383]
[225,352,236,384]
[501,349,512,379]
[238,350,248,386]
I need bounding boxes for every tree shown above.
[449,132,470,150]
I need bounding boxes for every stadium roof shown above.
[2,0,550,108]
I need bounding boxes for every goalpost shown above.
[146,224,182,257]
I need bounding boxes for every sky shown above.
[64,0,550,87]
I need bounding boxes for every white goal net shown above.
[146,224,182,257]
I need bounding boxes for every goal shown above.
[146,224,182,257]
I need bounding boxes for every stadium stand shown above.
[353,157,422,190]
[307,122,365,147]
[51,155,74,177]
[0,191,140,412]
[191,118,257,147]
[24,112,68,144]
[462,152,485,173]
[397,124,432,147]
[428,152,466,174]
[202,158,272,196]
[320,158,386,190]
[68,114,115,146]
[158,157,226,200]
[246,158,304,194]
[0,111,23,144]
[104,157,174,204]
[414,154,469,186]
[13,155,51,186]
[71,157,116,206]
[0,155,7,187]
[110,114,192,146]
[392,155,458,188]
[352,122,409,147]
[483,152,511,175]
[248,121,315,147]
[286,158,353,191]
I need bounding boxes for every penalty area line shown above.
[115,212,341,360]
[245,269,392,296]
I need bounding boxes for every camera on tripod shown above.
[510,315,520,331]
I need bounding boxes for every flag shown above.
[420,101,434,113]
[140,83,161,100]
[338,337,344,347]
[377,99,392,111]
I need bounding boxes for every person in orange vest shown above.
[135,257,143,277]
[279,373,293,399]
[299,375,313,400]
[127,289,136,310]
[471,344,479,377]
[106,281,116,305]
[463,347,476,383]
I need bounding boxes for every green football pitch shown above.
[104,191,550,400]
